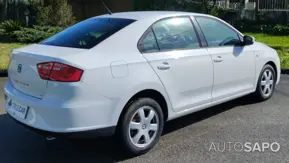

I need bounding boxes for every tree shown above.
[80,0,87,19]
[255,0,259,21]
[37,0,75,27]
[0,0,8,21]
[202,0,217,13]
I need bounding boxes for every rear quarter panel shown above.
[58,18,174,125]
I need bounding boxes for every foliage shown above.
[271,24,289,35]
[235,19,289,35]
[134,0,206,13]
[258,11,289,25]
[12,25,63,43]
[280,56,289,69]
[201,0,217,14]
[0,20,24,33]
[0,0,40,24]
[32,25,63,34]
[36,0,76,27]
[25,0,43,25]
[24,0,42,7]
[209,7,232,19]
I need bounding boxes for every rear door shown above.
[140,17,214,112]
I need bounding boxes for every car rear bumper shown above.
[8,113,115,138]
[4,79,119,136]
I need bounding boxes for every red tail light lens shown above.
[37,62,54,80]
[37,62,83,82]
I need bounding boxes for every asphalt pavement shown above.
[1,76,289,163]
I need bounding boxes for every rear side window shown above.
[138,28,159,53]
[41,18,136,49]
[152,17,200,51]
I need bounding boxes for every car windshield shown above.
[41,18,136,49]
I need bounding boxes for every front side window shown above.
[196,17,241,47]
[138,28,159,53]
[41,18,136,49]
[152,17,200,51]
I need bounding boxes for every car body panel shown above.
[208,45,256,101]
[143,49,214,112]
[4,11,281,135]
[253,42,281,85]
[5,78,119,132]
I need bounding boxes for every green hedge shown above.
[234,20,289,35]
[0,20,24,33]
[12,26,63,43]
[0,25,63,43]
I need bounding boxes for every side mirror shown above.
[243,35,255,45]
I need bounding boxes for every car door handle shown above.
[157,62,170,70]
[213,56,223,63]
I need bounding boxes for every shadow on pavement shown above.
[163,95,257,135]
[0,95,257,163]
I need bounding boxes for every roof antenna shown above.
[100,0,112,15]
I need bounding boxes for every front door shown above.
[195,16,256,101]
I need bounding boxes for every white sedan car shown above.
[4,11,280,155]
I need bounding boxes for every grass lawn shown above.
[0,43,27,73]
[0,33,288,73]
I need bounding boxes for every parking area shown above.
[1,75,289,163]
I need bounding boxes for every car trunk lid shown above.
[8,44,86,99]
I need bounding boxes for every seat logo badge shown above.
[17,64,22,73]
[8,100,12,107]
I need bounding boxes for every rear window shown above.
[41,18,136,49]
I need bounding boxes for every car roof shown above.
[97,11,208,21]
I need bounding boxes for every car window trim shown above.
[137,15,202,54]
[137,27,160,53]
[151,27,161,51]
[190,16,208,47]
[194,15,244,48]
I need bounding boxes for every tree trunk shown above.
[255,0,259,21]
[225,0,230,9]
[0,0,8,21]
[80,0,87,19]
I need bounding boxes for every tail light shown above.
[37,62,83,82]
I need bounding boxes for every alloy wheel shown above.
[260,69,274,97]
[128,106,159,148]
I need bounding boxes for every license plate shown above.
[7,99,28,119]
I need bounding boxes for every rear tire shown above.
[118,98,164,155]
[253,64,276,101]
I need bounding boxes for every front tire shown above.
[118,98,164,155]
[254,64,276,101]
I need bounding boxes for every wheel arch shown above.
[255,58,280,88]
[265,61,278,82]
[117,89,169,127]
